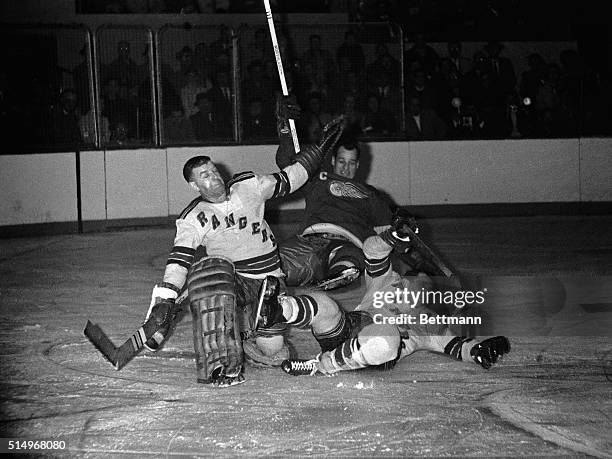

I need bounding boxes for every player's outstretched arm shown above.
[262,116,346,200]
[275,95,300,169]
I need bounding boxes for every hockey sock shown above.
[365,254,391,278]
[280,295,319,329]
[363,235,393,278]
[313,311,350,352]
[318,336,368,374]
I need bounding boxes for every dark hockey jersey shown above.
[300,171,393,242]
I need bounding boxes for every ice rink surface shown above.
[1,215,611,458]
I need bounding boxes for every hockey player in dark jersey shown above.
[276,97,398,290]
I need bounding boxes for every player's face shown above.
[190,161,226,202]
[332,147,359,179]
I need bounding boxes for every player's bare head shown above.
[332,143,360,179]
[183,156,226,202]
[183,156,211,182]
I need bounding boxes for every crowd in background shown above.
[1,0,610,150]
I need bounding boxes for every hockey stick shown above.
[400,226,455,279]
[84,290,188,370]
[263,0,300,152]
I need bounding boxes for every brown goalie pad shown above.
[188,256,243,384]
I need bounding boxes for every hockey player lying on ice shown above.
[254,212,510,377]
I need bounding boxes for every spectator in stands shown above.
[170,46,197,95]
[248,27,273,67]
[302,34,336,95]
[262,58,279,86]
[404,31,439,79]
[194,42,213,85]
[362,92,397,135]
[181,69,210,119]
[463,51,491,109]
[534,63,571,137]
[109,121,131,146]
[337,69,366,109]
[208,70,233,138]
[335,92,364,136]
[164,108,195,143]
[434,66,465,125]
[366,43,400,88]
[368,70,401,123]
[300,91,332,144]
[210,25,232,73]
[475,70,509,138]
[190,91,216,141]
[444,40,471,75]
[336,30,365,74]
[405,94,448,141]
[105,41,140,102]
[520,53,547,107]
[243,60,266,102]
[102,78,130,137]
[73,46,91,114]
[484,41,517,98]
[448,102,482,139]
[80,97,110,145]
[50,88,81,145]
[406,67,437,111]
[244,97,275,139]
[301,60,330,103]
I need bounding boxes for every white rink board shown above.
[0,153,77,225]
[408,139,580,205]
[104,149,168,219]
[579,138,612,202]
[79,150,107,221]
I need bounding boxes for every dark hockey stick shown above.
[84,290,188,370]
[400,226,455,279]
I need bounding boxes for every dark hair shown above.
[333,132,360,160]
[183,155,211,182]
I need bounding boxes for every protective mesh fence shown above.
[96,26,155,147]
[158,24,235,145]
[1,22,607,152]
[238,23,404,144]
[0,25,94,151]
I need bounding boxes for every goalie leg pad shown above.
[188,256,244,384]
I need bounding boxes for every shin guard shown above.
[188,256,243,384]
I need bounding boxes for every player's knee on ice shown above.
[358,323,401,366]
[255,334,285,356]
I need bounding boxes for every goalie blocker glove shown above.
[144,283,179,351]
[294,115,345,178]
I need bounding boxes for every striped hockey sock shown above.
[365,254,391,278]
[313,311,349,352]
[281,295,319,329]
[318,337,368,374]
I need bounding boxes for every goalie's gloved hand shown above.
[379,208,418,253]
[276,94,301,136]
[144,285,178,351]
